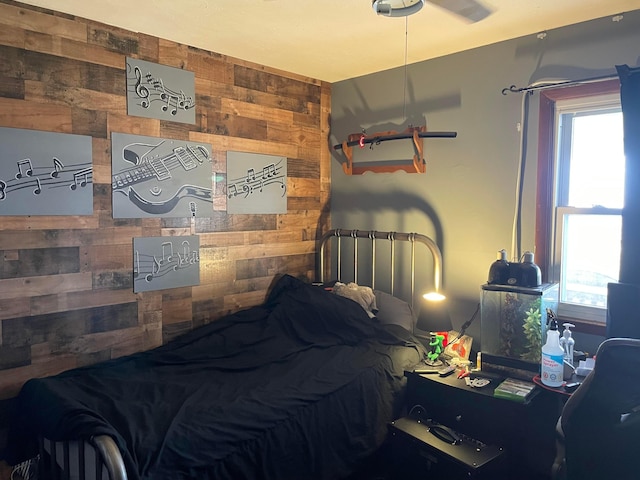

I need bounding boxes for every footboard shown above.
[37,435,127,480]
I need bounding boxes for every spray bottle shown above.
[541,309,564,387]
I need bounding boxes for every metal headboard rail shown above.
[319,229,443,310]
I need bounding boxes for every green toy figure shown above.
[427,332,445,363]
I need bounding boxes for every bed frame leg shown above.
[34,436,127,480]
[90,435,127,480]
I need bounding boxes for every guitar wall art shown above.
[0,127,93,216]
[111,132,214,218]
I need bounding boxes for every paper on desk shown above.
[575,357,595,376]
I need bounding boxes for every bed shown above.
[5,229,437,480]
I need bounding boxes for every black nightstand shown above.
[387,369,560,479]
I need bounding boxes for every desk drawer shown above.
[404,371,559,477]
[406,374,525,444]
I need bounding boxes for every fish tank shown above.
[480,283,559,379]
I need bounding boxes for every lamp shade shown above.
[415,295,452,335]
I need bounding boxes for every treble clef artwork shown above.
[133,66,150,108]
[126,57,196,125]
[133,236,200,293]
[0,127,93,216]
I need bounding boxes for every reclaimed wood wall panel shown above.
[0,0,330,448]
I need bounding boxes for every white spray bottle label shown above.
[541,351,564,387]
[541,309,564,387]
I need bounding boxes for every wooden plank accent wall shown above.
[0,0,331,469]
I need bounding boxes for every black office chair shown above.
[552,337,640,480]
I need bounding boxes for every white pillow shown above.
[332,282,378,318]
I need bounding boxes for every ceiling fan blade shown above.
[427,0,493,22]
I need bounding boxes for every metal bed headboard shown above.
[319,229,443,310]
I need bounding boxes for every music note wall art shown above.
[126,57,196,125]
[226,151,287,214]
[112,132,213,218]
[133,235,200,293]
[0,127,93,216]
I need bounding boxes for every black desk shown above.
[398,369,560,479]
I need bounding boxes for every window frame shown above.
[535,79,621,336]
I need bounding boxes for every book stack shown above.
[493,377,536,403]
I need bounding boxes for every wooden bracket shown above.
[411,126,426,173]
[334,126,456,175]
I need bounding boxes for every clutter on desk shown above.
[563,360,576,381]
[443,330,473,362]
[564,381,581,393]
[541,308,564,387]
[494,377,536,402]
[560,322,575,363]
[575,357,595,377]
[424,331,447,365]
[413,361,442,374]
[466,377,491,388]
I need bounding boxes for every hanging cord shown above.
[402,16,409,123]
[448,303,480,345]
[510,91,530,261]
[508,77,600,262]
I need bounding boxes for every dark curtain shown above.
[606,65,640,338]
[616,64,640,284]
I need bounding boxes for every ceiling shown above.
[17,0,640,83]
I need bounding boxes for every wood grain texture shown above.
[0,0,331,423]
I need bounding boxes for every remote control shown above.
[438,365,456,377]
[414,368,440,374]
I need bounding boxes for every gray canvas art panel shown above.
[133,235,200,293]
[0,127,93,216]
[112,132,213,218]
[126,57,196,124]
[226,151,287,214]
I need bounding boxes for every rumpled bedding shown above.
[5,274,427,480]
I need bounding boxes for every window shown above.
[536,80,624,330]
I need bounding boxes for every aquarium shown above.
[480,283,559,379]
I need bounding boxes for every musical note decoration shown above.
[126,57,196,125]
[0,127,93,216]
[226,151,287,214]
[112,132,213,218]
[133,235,200,293]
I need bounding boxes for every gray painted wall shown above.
[330,11,640,351]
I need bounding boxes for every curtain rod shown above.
[501,73,619,95]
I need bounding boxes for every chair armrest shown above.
[551,416,566,480]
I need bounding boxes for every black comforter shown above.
[6,275,426,480]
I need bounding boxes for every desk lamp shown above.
[415,295,451,336]
[416,295,451,364]
[413,232,448,336]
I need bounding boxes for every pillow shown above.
[332,282,378,318]
[374,290,416,332]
